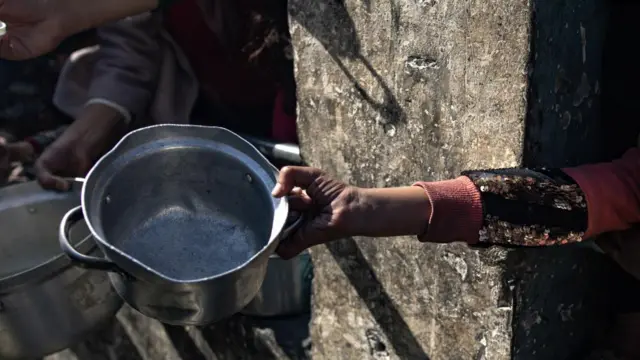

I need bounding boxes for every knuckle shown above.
[280,166,292,175]
[331,208,349,228]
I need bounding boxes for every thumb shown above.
[35,161,70,191]
[272,166,324,198]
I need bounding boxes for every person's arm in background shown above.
[0,126,68,182]
[0,0,172,60]
[0,125,68,165]
[34,12,162,191]
[85,12,162,126]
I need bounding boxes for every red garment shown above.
[164,0,297,143]
[412,177,483,244]
[564,148,640,238]
[271,87,298,144]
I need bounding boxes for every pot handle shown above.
[59,205,119,272]
[63,177,86,191]
[280,211,305,241]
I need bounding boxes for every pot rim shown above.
[79,124,290,284]
[0,181,96,294]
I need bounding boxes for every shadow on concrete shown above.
[289,0,406,126]
[287,0,427,357]
[599,2,640,160]
[163,325,207,360]
[325,238,430,359]
[509,0,616,359]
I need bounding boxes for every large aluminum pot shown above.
[241,251,312,317]
[59,125,301,326]
[0,182,122,359]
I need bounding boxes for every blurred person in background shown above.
[0,0,171,59]
[0,126,67,184]
[36,0,296,191]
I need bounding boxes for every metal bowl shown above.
[0,181,122,359]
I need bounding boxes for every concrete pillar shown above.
[289,0,612,359]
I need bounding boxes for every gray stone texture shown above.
[289,0,612,359]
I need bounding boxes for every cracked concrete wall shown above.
[290,0,612,359]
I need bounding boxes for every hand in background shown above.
[34,131,94,191]
[0,0,68,60]
[34,103,125,191]
[0,137,35,184]
[0,0,159,60]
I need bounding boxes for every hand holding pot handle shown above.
[280,210,305,241]
[59,205,120,272]
[271,166,361,259]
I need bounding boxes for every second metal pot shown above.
[0,182,122,359]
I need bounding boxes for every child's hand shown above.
[34,103,125,191]
[272,166,432,258]
[271,166,365,259]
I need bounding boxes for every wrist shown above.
[51,0,88,42]
[73,104,126,159]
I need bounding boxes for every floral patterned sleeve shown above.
[461,168,588,247]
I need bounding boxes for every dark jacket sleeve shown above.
[413,148,640,247]
[463,168,587,246]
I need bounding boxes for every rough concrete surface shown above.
[290,0,612,359]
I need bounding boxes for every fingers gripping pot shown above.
[59,125,302,326]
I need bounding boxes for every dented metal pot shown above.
[59,125,302,326]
